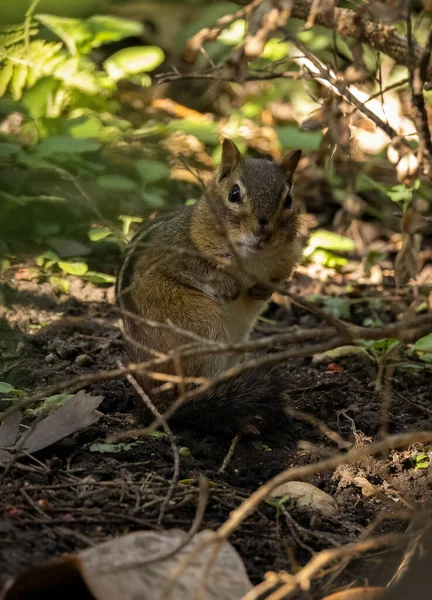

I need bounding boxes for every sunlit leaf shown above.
[304,230,356,257]
[82,271,115,284]
[58,261,88,276]
[21,77,58,119]
[218,20,246,46]
[0,63,14,96]
[262,38,290,61]
[11,64,28,100]
[309,249,348,268]
[49,276,69,293]
[104,46,165,80]
[36,14,143,56]
[66,114,102,138]
[96,174,136,191]
[88,227,112,242]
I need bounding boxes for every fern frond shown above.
[0,63,13,96]
[0,40,66,99]
[11,63,28,100]
[0,23,39,48]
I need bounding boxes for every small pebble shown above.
[45,353,56,364]
[75,353,93,367]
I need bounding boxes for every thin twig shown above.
[218,433,241,473]
[122,368,180,526]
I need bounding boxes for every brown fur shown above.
[116,140,302,435]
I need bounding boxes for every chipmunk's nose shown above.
[253,218,273,242]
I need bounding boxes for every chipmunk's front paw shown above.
[221,276,241,302]
[247,283,273,301]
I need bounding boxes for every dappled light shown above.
[1,1,432,599]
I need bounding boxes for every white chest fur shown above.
[219,249,280,343]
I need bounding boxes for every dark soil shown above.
[1,274,432,597]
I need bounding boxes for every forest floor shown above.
[1,271,432,596]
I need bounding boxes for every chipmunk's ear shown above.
[218,138,241,181]
[280,149,302,186]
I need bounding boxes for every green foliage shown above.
[413,333,432,363]
[0,382,20,394]
[0,8,162,116]
[104,46,165,81]
[35,250,114,290]
[26,393,74,416]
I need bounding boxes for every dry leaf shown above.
[306,0,335,28]
[4,529,252,600]
[301,104,330,131]
[0,392,103,464]
[269,481,338,517]
[396,153,419,186]
[394,234,421,286]
[0,410,22,448]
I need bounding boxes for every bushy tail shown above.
[167,364,291,436]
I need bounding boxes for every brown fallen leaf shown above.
[0,392,103,464]
[321,587,385,600]
[0,410,22,448]
[4,529,252,600]
[269,481,338,517]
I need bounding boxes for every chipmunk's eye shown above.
[284,192,293,209]
[228,184,241,203]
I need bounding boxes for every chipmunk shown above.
[116,139,302,435]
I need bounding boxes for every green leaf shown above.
[21,77,58,119]
[35,135,100,158]
[82,271,115,284]
[0,143,21,158]
[135,158,170,183]
[58,261,88,276]
[323,345,372,359]
[66,115,102,138]
[309,249,348,268]
[49,276,69,293]
[27,393,74,416]
[11,64,28,100]
[36,250,60,267]
[0,382,17,394]
[96,174,136,191]
[262,38,290,61]
[36,14,143,56]
[413,333,432,353]
[304,230,356,257]
[276,126,323,151]
[165,119,219,145]
[218,19,246,46]
[88,227,112,242]
[83,15,144,51]
[104,46,165,80]
[179,447,192,457]
[0,63,14,97]
[387,184,414,203]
